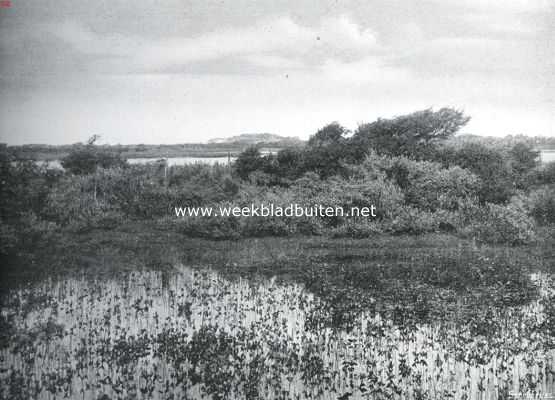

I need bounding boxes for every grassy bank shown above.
[3,220,553,329]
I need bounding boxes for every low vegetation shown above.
[1,108,554,399]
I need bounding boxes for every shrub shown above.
[177,214,241,240]
[461,203,535,244]
[330,220,383,238]
[512,187,555,225]
[386,207,450,234]
[537,162,555,185]
[433,143,513,204]
[0,212,58,255]
[61,146,127,175]
[356,153,480,212]
[234,147,266,180]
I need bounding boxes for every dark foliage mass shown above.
[61,135,127,175]
[351,108,471,159]
[1,108,552,255]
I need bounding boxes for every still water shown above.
[128,156,235,166]
[540,150,555,163]
[1,265,553,399]
[34,150,555,170]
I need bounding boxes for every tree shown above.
[307,122,349,148]
[61,135,127,175]
[276,148,304,179]
[447,143,513,204]
[300,122,352,178]
[234,146,266,180]
[508,143,539,189]
[351,108,470,159]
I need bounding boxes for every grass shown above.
[1,222,554,399]
[2,221,551,328]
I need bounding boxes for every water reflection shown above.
[1,265,553,399]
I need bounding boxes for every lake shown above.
[539,150,555,163]
[35,156,235,169]
[33,150,555,170]
[128,156,235,166]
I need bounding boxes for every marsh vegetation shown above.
[1,108,554,399]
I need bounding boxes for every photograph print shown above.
[1,1,554,399]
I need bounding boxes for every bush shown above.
[177,214,241,240]
[0,156,61,223]
[330,220,383,238]
[234,147,267,180]
[432,143,513,204]
[460,203,535,244]
[356,153,480,212]
[386,207,457,234]
[0,212,58,256]
[61,146,127,175]
[512,187,555,225]
[537,162,555,185]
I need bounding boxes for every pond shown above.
[1,265,553,399]
[128,156,235,166]
[539,150,555,164]
[34,150,555,171]
[36,156,235,170]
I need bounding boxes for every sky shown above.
[0,0,553,145]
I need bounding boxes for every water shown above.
[540,150,555,164]
[34,150,555,171]
[1,266,553,399]
[35,156,234,170]
[128,156,235,166]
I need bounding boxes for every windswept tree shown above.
[351,108,470,159]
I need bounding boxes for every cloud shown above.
[389,36,550,83]
[432,0,552,13]
[1,0,552,143]
[41,15,379,75]
[321,57,410,84]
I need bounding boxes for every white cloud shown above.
[45,16,379,74]
[321,57,410,84]
[435,0,552,13]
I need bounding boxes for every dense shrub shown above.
[0,155,61,223]
[508,143,539,190]
[512,187,555,225]
[177,214,242,240]
[330,220,383,238]
[234,147,269,180]
[386,207,458,234]
[460,202,535,244]
[43,173,126,231]
[431,143,513,204]
[61,146,127,175]
[356,153,480,212]
[537,162,555,185]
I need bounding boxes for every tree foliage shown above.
[351,108,470,159]
[61,136,127,175]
